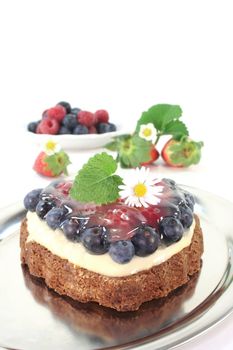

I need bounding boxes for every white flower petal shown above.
[144,193,161,205]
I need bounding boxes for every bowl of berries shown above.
[27,101,123,150]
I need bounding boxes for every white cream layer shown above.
[26,212,195,277]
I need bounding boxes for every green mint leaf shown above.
[162,120,189,139]
[169,138,204,167]
[136,104,182,132]
[45,151,71,176]
[70,152,123,204]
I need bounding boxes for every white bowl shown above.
[26,126,127,150]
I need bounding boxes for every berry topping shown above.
[62,217,82,242]
[82,226,110,254]
[131,226,159,256]
[159,217,184,243]
[183,192,195,211]
[109,240,135,263]
[46,105,66,122]
[95,109,109,124]
[88,125,97,134]
[57,101,71,114]
[97,122,117,134]
[38,118,59,135]
[27,121,39,133]
[56,181,73,196]
[73,125,89,135]
[62,114,78,131]
[46,207,67,230]
[179,204,193,228]
[36,199,56,219]
[78,111,96,127]
[23,189,42,211]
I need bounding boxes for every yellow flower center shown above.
[45,140,57,152]
[133,183,147,197]
[143,128,152,137]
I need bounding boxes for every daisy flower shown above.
[43,140,61,156]
[139,123,157,143]
[119,167,163,208]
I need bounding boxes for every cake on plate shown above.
[20,154,203,312]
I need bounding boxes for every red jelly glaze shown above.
[42,179,186,242]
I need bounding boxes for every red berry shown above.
[56,181,73,196]
[95,109,109,123]
[38,118,59,134]
[46,105,66,122]
[33,152,55,177]
[141,147,159,166]
[88,125,97,134]
[78,111,96,127]
[36,123,43,134]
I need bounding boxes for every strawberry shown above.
[33,152,55,177]
[33,151,71,177]
[141,146,159,166]
[162,137,204,167]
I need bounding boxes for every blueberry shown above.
[163,178,176,189]
[97,123,117,134]
[36,199,56,219]
[46,207,67,229]
[73,125,89,135]
[179,204,193,228]
[58,126,72,134]
[159,217,184,242]
[109,240,135,263]
[62,218,82,242]
[131,226,159,256]
[57,101,71,113]
[71,107,81,116]
[27,121,39,133]
[82,226,110,254]
[23,189,43,211]
[62,114,78,131]
[183,192,195,211]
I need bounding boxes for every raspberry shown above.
[46,105,66,122]
[38,118,59,134]
[36,123,43,134]
[95,109,109,123]
[78,111,96,127]
[88,125,97,134]
[56,181,73,196]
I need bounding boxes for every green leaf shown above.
[163,120,189,139]
[117,134,152,168]
[45,151,71,176]
[136,104,182,132]
[105,140,118,151]
[70,152,123,204]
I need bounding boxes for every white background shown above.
[0,1,233,349]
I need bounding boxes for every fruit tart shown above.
[20,153,203,311]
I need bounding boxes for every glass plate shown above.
[0,186,233,350]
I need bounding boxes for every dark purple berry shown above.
[62,114,78,131]
[58,126,72,134]
[183,192,195,211]
[159,217,184,242]
[73,125,89,135]
[109,240,135,263]
[57,101,71,114]
[23,189,43,211]
[62,218,82,242]
[46,207,67,229]
[97,123,117,134]
[27,121,40,133]
[71,107,81,116]
[131,226,159,256]
[163,178,176,189]
[179,204,193,228]
[36,199,56,219]
[82,226,110,254]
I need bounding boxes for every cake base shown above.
[20,215,203,311]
